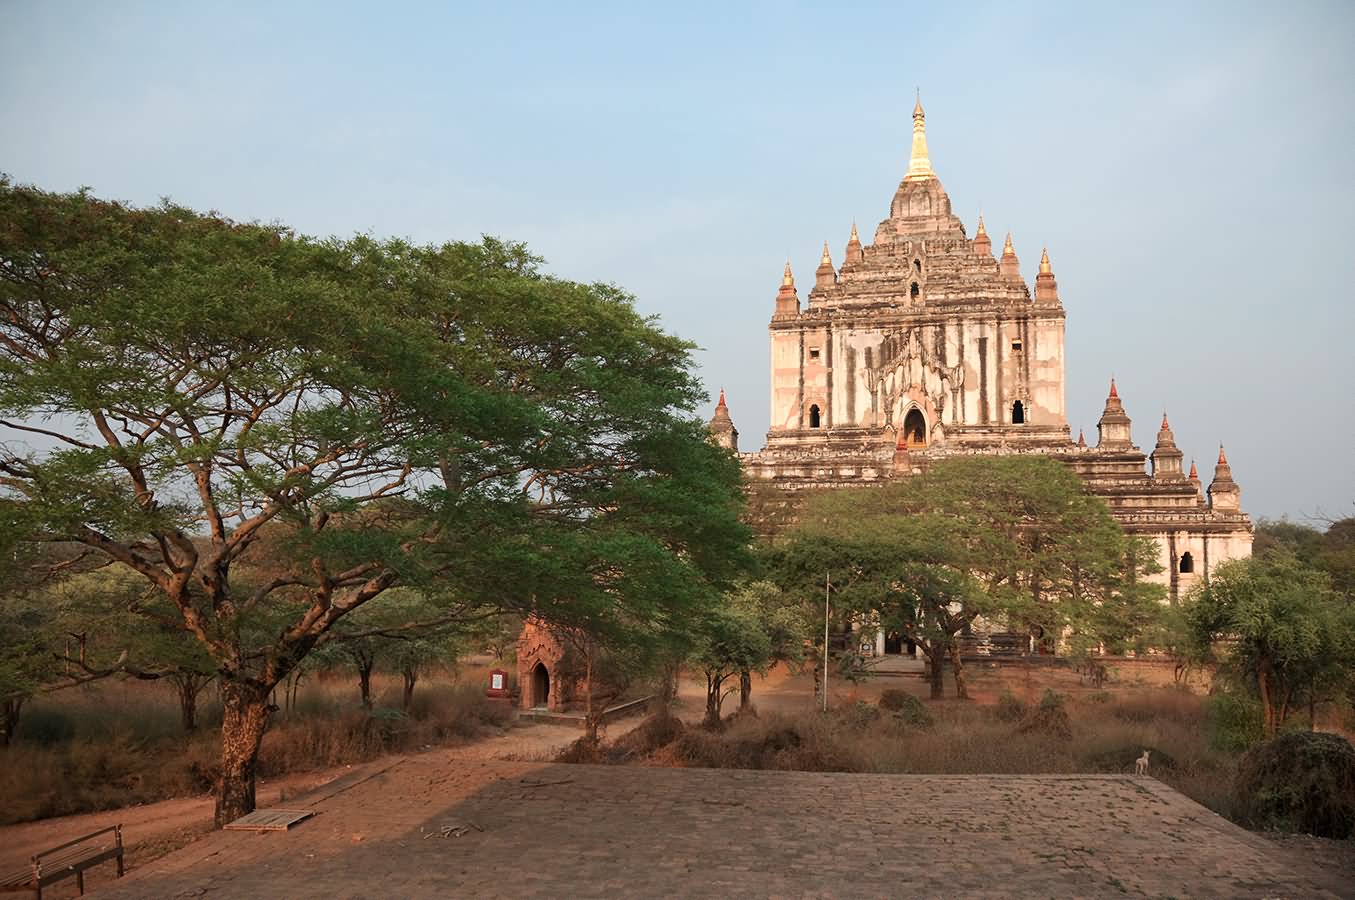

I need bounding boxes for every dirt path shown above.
[0,719,588,896]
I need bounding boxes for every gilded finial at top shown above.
[820,241,832,265]
[1039,247,1052,274]
[781,260,795,288]
[849,221,860,243]
[1002,232,1016,257]
[976,214,987,236]
[904,90,934,182]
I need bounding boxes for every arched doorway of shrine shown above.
[531,661,550,709]
[903,408,927,447]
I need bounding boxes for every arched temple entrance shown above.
[531,661,550,709]
[903,408,927,447]
[1011,401,1025,424]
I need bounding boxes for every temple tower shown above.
[1096,379,1133,449]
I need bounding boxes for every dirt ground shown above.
[5,660,1351,898]
[0,720,587,898]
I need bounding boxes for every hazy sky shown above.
[2,1,1352,521]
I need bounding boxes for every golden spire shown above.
[820,241,832,266]
[976,214,987,236]
[904,90,934,182]
[781,260,795,288]
[849,221,860,243]
[1002,232,1016,257]
[1039,247,1052,274]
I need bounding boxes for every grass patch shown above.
[567,687,1259,826]
[0,672,511,826]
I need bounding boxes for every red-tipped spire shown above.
[716,388,727,410]
[1218,444,1228,465]
[1109,378,1118,399]
[1161,412,1170,430]
[1189,460,1199,480]
[1076,429,1087,448]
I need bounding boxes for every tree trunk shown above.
[658,660,680,708]
[926,646,944,700]
[358,661,374,709]
[1,696,23,747]
[583,649,601,745]
[214,680,273,827]
[948,641,969,700]
[401,667,417,711]
[175,675,200,732]
[1257,659,1277,738]
[704,672,722,728]
[739,670,752,711]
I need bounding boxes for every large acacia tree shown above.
[0,180,749,823]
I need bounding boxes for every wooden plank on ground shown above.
[224,808,315,832]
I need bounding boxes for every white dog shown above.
[1135,749,1151,776]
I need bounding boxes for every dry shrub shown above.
[1235,732,1355,838]
[1110,687,1201,724]
[878,690,933,727]
[995,689,1025,722]
[555,735,607,764]
[0,675,509,826]
[1017,690,1072,740]
[609,711,686,760]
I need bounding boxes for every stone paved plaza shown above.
[91,750,1344,899]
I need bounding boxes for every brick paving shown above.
[90,751,1343,899]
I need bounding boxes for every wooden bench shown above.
[0,825,124,898]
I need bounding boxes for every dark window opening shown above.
[910,282,920,299]
[1011,401,1025,424]
[1180,552,1194,574]
[1011,340,1022,351]
[809,404,821,428]
[903,408,926,447]
[884,631,903,655]
[913,259,922,273]
[809,347,820,361]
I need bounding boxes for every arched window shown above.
[1011,401,1025,424]
[903,408,926,447]
[913,259,922,274]
[910,282,920,300]
[809,404,821,428]
[1179,552,1194,574]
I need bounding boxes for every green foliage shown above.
[0,180,750,814]
[1235,731,1355,838]
[764,456,1162,699]
[1206,690,1264,754]
[1183,551,1355,735]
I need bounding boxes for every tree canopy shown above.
[766,456,1164,698]
[0,179,750,821]
[1182,550,1355,736]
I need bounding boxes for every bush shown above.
[878,690,933,727]
[14,706,78,746]
[1017,690,1071,739]
[995,689,1026,722]
[1206,691,1264,754]
[1235,732,1355,838]
[839,700,881,729]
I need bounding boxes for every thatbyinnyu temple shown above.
[709,95,1252,608]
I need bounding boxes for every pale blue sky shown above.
[2,1,1352,520]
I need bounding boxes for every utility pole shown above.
[822,571,830,712]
